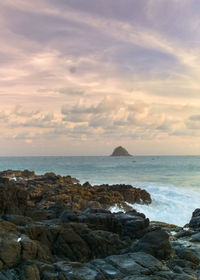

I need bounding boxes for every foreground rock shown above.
[0,207,200,280]
[0,170,199,279]
[189,208,200,231]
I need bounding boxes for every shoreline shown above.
[0,170,199,279]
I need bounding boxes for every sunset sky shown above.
[1,0,200,156]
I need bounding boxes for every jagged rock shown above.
[0,181,27,215]
[0,169,35,180]
[189,208,200,230]
[111,146,132,156]
[0,169,199,280]
[60,208,149,239]
[190,232,200,242]
[0,170,152,217]
[20,264,40,280]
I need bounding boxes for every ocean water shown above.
[0,156,200,226]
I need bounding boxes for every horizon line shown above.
[0,155,199,157]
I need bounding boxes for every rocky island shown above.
[0,170,199,279]
[111,146,132,156]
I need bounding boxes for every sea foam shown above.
[127,183,200,227]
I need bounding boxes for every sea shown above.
[0,155,200,227]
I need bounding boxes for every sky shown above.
[1,0,200,156]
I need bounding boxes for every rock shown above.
[175,248,200,266]
[133,228,173,260]
[0,269,19,280]
[2,214,33,226]
[189,208,200,230]
[20,235,38,260]
[175,229,195,239]
[0,181,27,215]
[20,264,40,280]
[65,264,102,280]
[94,184,152,205]
[60,208,149,239]
[105,252,165,277]
[0,236,21,268]
[0,169,35,182]
[0,170,151,216]
[0,169,200,280]
[110,146,132,156]
[150,221,182,233]
[90,258,124,279]
[106,253,149,275]
[190,232,200,242]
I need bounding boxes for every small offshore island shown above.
[111,146,132,156]
[0,170,199,280]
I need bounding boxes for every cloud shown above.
[13,105,40,117]
[1,1,200,154]
[38,87,85,96]
[60,97,200,140]
[189,114,200,121]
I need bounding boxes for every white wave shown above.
[129,183,200,227]
[109,204,125,213]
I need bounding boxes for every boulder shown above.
[20,264,40,280]
[0,236,21,268]
[132,228,173,260]
[60,208,149,239]
[189,208,200,230]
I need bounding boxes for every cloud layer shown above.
[0,0,200,155]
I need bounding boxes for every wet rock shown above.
[20,235,38,261]
[0,169,199,280]
[0,182,27,215]
[150,221,182,233]
[133,228,173,260]
[0,235,21,268]
[189,208,200,230]
[2,214,33,226]
[0,269,19,280]
[64,264,103,280]
[175,229,195,239]
[175,248,200,266]
[60,208,149,239]
[0,170,152,215]
[90,258,124,279]
[20,264,40,280]
[190,232,200,242]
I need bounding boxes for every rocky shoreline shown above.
[0,170,199,279]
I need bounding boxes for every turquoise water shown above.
[0,156,200,226]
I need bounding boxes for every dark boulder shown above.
[189,208,200,230]
[132,228,173,260]
[60,208,149,239]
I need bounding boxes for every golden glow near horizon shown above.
[1,0,200,155]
